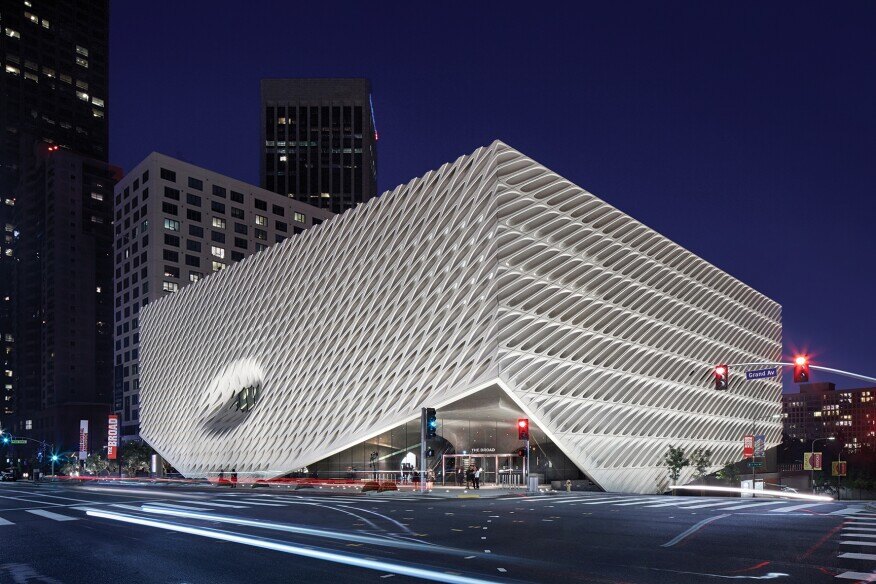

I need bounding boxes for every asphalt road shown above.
[1,482,874,583]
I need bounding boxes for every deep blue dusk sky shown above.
[110,2,876,391]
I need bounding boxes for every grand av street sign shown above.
[746,367,778,380]
[10,439,26,445]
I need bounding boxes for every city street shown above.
[1,482,874,583]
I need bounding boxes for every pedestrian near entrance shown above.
[465,465,474,489]
[231,468,237,488]
[218,468,225,486]
[474,466,482,489]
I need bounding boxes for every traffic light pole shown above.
[419,407,427,494]
[525,438,530,491]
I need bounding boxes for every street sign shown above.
[743,435,754,458]
[746,368,778,380]
[832,461,847,477]
[748,460,763,468]
[803,451,823,471]
[107,414,119,460]
[754,434,766,458]
[10,439,26,445]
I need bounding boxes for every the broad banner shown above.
[107,415,119,460]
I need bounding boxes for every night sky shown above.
[110,2,876,392]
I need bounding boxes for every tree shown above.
[84,454,109,475]
[716,461,740,485]
[121,441,152,477]
[663,446,689,488]
[691,448,713,480]
[59,458,80,476]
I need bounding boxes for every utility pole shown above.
[419,408,427,494]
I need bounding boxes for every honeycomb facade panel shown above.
[140,141,782,493]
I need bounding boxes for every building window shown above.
[212,185,226,198]
[234,223,248,235]
[211,231,226,243]
[163,218,180,231]
[234,237,247,249]
[255,229,267,241]
[272,205,284,216]
[189,271,202,282]
[187,209,202,221]
[212,261,227,271]
[91,192,104,201]
[186,193,202,206]
[186,240,201,252]
[185,254,200,267]
[164,186,180,200]
[189,225,204,238]
[162,281,179,293]
[231,251,245,262]
[255,198,267,211]
[294,212,306,223]
[276,221,287,232]
[163,265,180,278]
[255,215,267,226]
[211,246,225,259]
[162,202,178,215]
[211,201,225,213]
[255,243,267,252]
[163,250,179,262]
[230,191,244,203]
[212,217,226,229]
[160,168,176,182]
[164,234,180,247]
[188,177,203,191]
[231,207,244,219]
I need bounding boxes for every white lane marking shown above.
[0,494,65,506]
[838,552,876,561]
[219,499,286,507]
[643,500,713,508]
[840,540,876,547]
[768,503,829,513]
[713,501,785,511]
[661,514,729,547]
[835,571,876,582]
[844,527,876,532]
[26,509,78,522]
[111,504,148,511]
[830,507,867,515]
[846,521,876,527]
[677,501,745,509]
[148,502,215,511]
[0,516,13,526]
[550,496,622,505]
[613,498,668,506]
[579,497,652,506]
[181,501,248,509]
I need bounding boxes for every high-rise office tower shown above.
[260,78,377,215]
[14,143,118,452]
[0,0,109,446]
[113,153,332,438]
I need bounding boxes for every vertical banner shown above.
[803,452,823,471]
[107,415,119,460]
[78,419,89,461]
[753,434,766,458]
[742,434,754,458]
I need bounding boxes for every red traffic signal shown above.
[793,355,810,383]
[714,364,729,390]
[517,418,529,440]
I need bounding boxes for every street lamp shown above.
[749,413,781,493]
[50,454,59,477]
[810,436,835,492]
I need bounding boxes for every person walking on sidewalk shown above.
[474,466,482,489]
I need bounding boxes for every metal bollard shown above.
[565,479,572,493]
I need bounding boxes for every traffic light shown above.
[1,436,8,444]
[517,418,529,440]
[714,364,729,390]
[793,355,810,383]
[426,408,437,438]
[426,448,434,458]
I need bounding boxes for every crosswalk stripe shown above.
[835,571,876,582]
[838,552,876,561]
[845,521,876,526]
[643,500,707,508]
[552,497,618,505]
[844,527,876,532]
[768,503,828,513]
[840,540,876,547]
[712,501,785,511]
[26,509,78,522]
[0,516,13,526]
[579,497,649,505]
[839,533,876,539]
[830,507,867,515]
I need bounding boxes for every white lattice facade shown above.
[140,141,782,494]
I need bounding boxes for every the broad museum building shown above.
[140,141,782,494]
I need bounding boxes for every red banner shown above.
[743,434,754,459]
[107,415,119,460]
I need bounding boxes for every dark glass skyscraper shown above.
[0,0,109,453]
[260,78,378,215]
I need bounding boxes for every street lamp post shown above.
[749,414,780,496]
[810,436,835,493]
